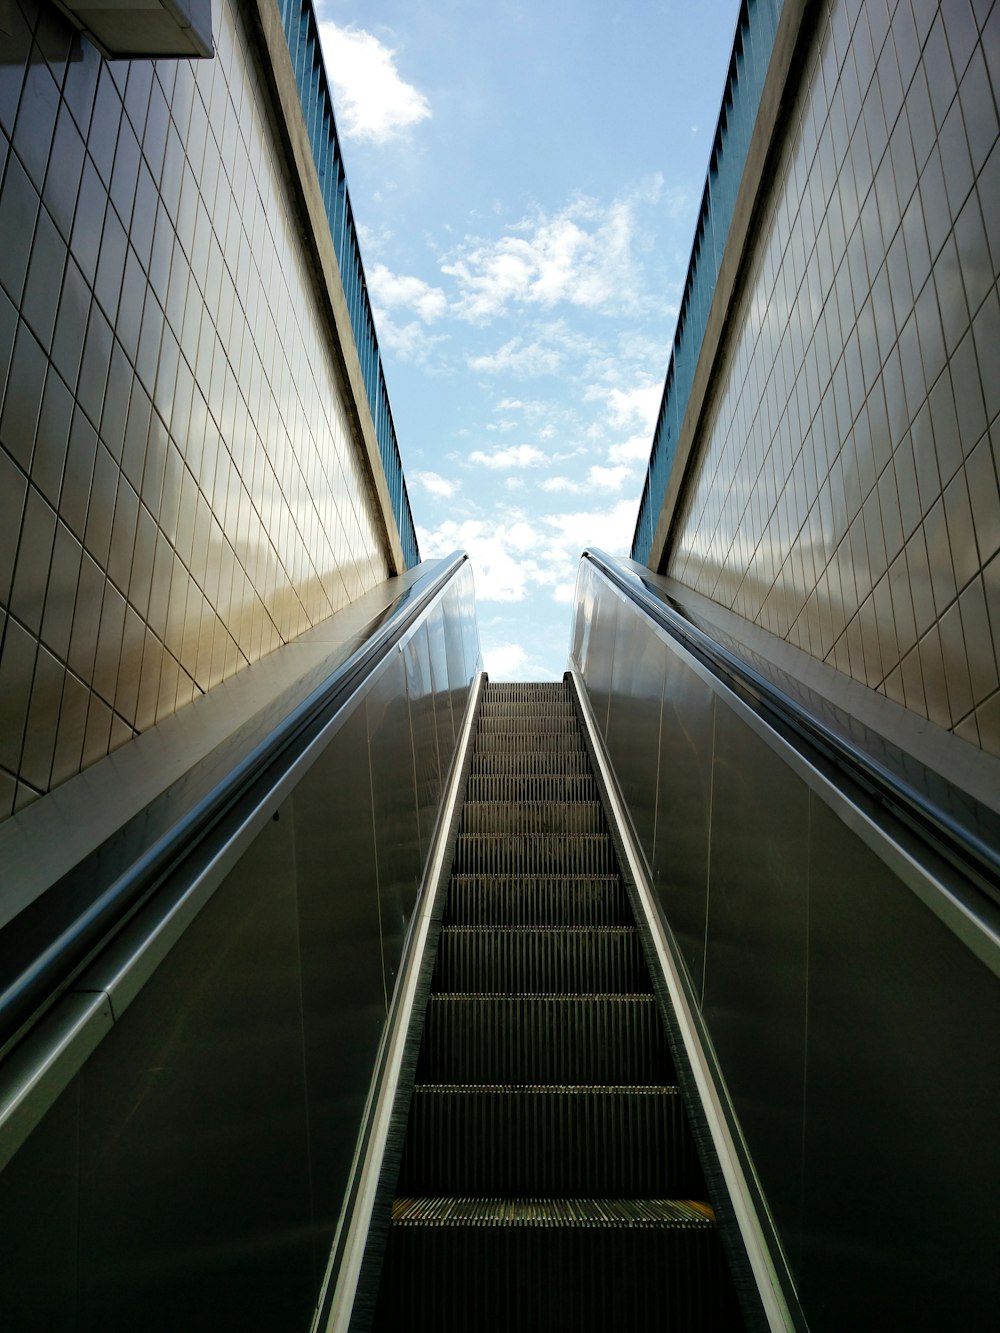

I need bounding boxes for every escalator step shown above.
[474,731,584,755]
[419,995,672,1084]
[477,714,582,735]
[374,1198,740,1332]
[461,801,605,836]
[398,1085,702,1196]
[465,773,599,803]
[453,834,616,875]
[470,750,592,777]
[445,875,629,926]
[433,927,648,994]
[483,683,568,703]
[478,701,577,720]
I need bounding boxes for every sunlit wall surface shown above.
[667,0,1000,755]
[0,0,398,819]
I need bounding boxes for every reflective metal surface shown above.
[801,792,999,1328]
[572,553,1000,1332]
[402,621,442,859]
[704,705,809,1277]
[0,557,481,1329]
[367,650,421,996]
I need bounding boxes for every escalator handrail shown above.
[0,552,470,1056]
[582,548,1000,912]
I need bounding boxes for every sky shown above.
[315,0,742,678]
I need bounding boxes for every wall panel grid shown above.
[0,0,390,820]
[670,0,1000,757]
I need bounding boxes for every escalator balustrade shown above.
[372,680,744,1330]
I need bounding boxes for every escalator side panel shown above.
[572,555,1000,1332]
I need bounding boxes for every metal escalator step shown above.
[478,701,577,719]
[470,750,591,777]
[418,995,671,1084]
[433,927,648,994]
[397,1085,702,1197]
[391,1196,715,1226]
[461,801,605,837]
[483,683,568,703]
[374,1197,740,1332]
[445,875,629,926]
[477,714,581,735]
[474,730,584,755]
[465,772,598,803]
[453,834,616,875]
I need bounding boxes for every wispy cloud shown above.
[467,443,551,470]
[413,470,459,498]
[441,179,663,322]
[540,464,634,495]
[607,432,652,464]
[369,263,448,322]
[419,497,638,611]
[467,338,563,376]
[586,381,662,432]
[485,641,529,675]
[318,23,430,144]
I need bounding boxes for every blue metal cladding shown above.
[278,0,420,569]
[631,0,784,567]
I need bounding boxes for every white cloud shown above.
[419,497,638,612]
[420,518,538,601]
[319,23,430,144]
[543,497,638,556]
[485,641,529,676]
[369,263,448,323]
[467,338,563,376]
[374,317,449,363]
[414,470,459,498]
[467,443,551,470]
[540,465,633,496]
[588,381,662,432]
[442,180,662,322]
[607,432,652,464]
[587,464,632,491]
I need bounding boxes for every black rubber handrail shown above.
[583,548,1000,911]
[0,552,470,1056]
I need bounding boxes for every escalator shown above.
[370,680,747,1331]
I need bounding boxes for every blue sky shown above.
[316,1,742,677]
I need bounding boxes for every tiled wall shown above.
[670,0,1000,757]
[0,0,392,818]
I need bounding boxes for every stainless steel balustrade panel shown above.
[571,554,1000,1330]
[442,576,472,734]
[78,797,315,1333]
[427,601,456,767]
[703,704,810,1280]
[800,793,1000,1330]
[651,649,716,1004]
[0,1079,79,1331]
[583,573,618,738]
[0,568,480,1330]
[604,602,663,860]
[402,621,443,859]
[293,704,386,1277]
[367,651,422,998]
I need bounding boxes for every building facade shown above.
[0,0,415,820]
[636,0,1000,768]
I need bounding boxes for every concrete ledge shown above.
[247,0,406,575]
[649,0,812,574]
